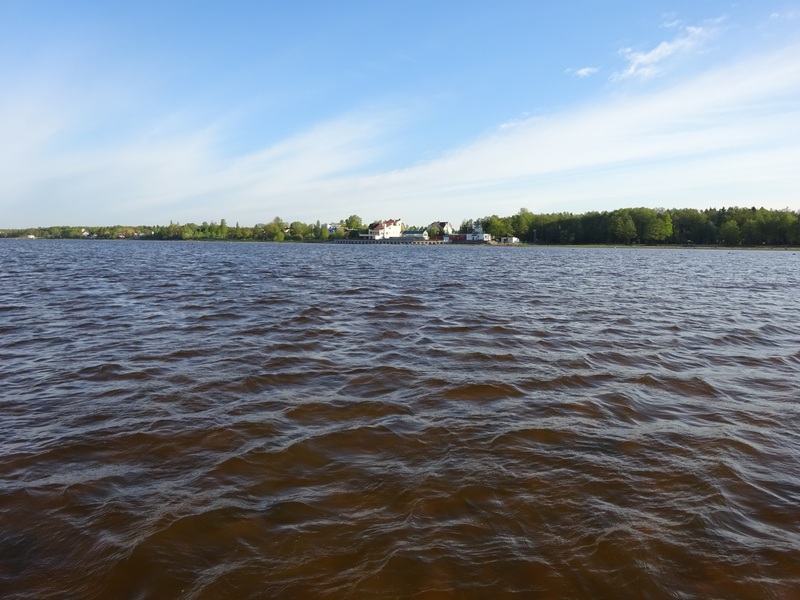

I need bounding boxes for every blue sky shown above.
[2,1,799,228]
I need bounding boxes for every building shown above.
[468,223,492,242]
[364,219,403,240]
[444,223,492,243]
[401,229,429,241]
[428,221,455,236]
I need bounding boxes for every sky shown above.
[2,1,800,228]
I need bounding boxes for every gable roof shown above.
[369,218,402,230]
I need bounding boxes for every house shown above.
[401,229,429,241]
[364,218,403,240]
[428,221,455,236]
[444,223,491,243]
[469,232,492,242]
[468,223,492,242]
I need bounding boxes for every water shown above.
[1,239,799,599]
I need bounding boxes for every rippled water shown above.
[1,239,799,599]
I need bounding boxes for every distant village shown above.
[5,218,521,244]
[332,219,519,244]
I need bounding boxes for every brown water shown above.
[1,239,799,599]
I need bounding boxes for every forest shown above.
[3,206,799,246]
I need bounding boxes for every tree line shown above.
[2,207,799,246]
[466,206,800,246]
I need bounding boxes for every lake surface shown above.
[1,239,799,599]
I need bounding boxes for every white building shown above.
[364,219,403,240]
[428,221,455,236]
[401,229,429,241]
[469,223,492,242]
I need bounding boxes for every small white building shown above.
[470,233,492,242]
[401,229,429,241]
[500,236,520,244]
[468,223,492,242]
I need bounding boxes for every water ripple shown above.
[1,241,799,598]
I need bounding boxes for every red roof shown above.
[369,219,401,231]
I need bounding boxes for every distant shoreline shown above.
[3,205,799,247]
[4,236,797,251]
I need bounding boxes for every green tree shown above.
[789,215,800,245]
[181,223,197,240]
[776,211,798,245]
[289,221,310,239]
[741,219,762,245]
[262,217,287,241]
[718,220,741,245]
[485,215,513,238]
[646,211,672,244]
[59,226,83,239]
[627,208,667,244]
[347,228,365,239]
[578,211,608,244]
[609,210,637,244]
[511,208,535,239]
[345,215,362,229]
[669,208,708,244]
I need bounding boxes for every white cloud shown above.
[771,10,799,20]
[565,66,599,78]
[2,41,800,227]
[612,23,716,80]
[338,42,800,220]
[0,79,397,225]
[575,67,599,78]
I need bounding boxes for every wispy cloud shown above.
[233,42,800,222]
[341,42,800,219]
[612,22,718,80]
[2,40,800,227]
[573,66,599,78]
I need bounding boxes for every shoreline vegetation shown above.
[3,206,800,247]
